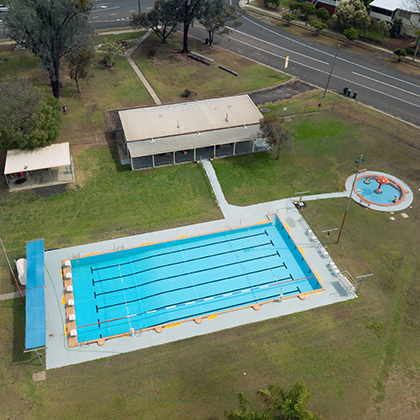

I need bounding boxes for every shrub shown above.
[393,48,406,62]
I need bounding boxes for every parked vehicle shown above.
[0,4,8,12]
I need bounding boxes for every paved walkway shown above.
[0,290,25,301]
[124,29,162,105]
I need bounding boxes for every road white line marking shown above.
[352,72,420,99]
[238,15,420,90]
[94,6,120,12]
[129,10,135,13]
[223,25,329,66]
[227,36,420,109]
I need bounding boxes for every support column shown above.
[194,148,196,162]
[252,139,255,153]
[233,142,236,156]
[26,170,32,185]
[48,168,53,184]
[131,157,134,171]
[214,145,216,157]
[152,155,155,168]
[173,151,176,165]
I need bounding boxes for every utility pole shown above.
[337,155,365,244]
[323,44,340,99]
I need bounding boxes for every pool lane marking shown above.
[94,272,308,314]
[81,286,303,330]
[91,232,268,272]
[95,273,293,312]
[94,257,286,298]
[93,242,276,284]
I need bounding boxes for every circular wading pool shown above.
[346,171,413,212]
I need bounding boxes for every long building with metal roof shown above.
[118,95,268,170]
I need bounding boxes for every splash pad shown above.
[345,171,413,212]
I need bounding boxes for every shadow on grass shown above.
[12,297,43,366]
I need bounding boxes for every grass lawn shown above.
[1,28,420,420]
[1,95,419,418]
[0,145,222,294]
[132,32,289,103]
[212,104,420,205]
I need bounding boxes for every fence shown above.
[57,129,118,146]
[272,100,420,150]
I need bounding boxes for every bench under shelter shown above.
[4,142,75,192]
[118,95,269,171]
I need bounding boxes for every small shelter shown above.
[4,142,75,192]
[119,95,268,171]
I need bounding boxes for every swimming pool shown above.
[66,215,323,345]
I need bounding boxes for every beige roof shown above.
[128,125,260,158]
[4,142,71,175]
[119,95,263,142]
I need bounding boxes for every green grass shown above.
[132,32,289,103]
[0,145,222,293]
[212,111,420,205]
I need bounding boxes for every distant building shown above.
[369,0,420,36]
[312,0,345,15]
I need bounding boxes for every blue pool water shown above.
[71,216,321,343]
[355,177,402,205]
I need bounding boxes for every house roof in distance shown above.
[119,95,263,143]
[4,142,71,175]
[370,0,419,13]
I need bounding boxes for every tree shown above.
[4,0,94,100]
[259,116,290,160]
[310,20,328,35]
[0,79,62,150]
[394,48,407,62]
[390,18,404,38]
[378,19,391,40]
[264,0,280,10]
[299,2,317,19]
[173,0,206,53]
[66,49,94,93]
[224,383,323,420]
[333,0,369,30]
[289,2,301,12]
[130,0,179,44]
[102,41,125,67]
[200,1,242,46]
[224,393,272,420]
[316,8,331,23]
[344,27,359,45]
[283,13,297,26]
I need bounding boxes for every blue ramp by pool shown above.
[25,239,46,350]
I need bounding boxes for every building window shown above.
[370,6,393,17]
[398,10,412,20]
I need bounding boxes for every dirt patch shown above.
[32,184,68,199]
[150,56,162,67]
[250,80,315,105]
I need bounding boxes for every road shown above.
[1,1,419,126]
[189,2,420,127]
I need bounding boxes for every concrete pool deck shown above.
[44,159,356,370]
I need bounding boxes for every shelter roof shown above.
[127,124,260,158]
[119,95,263,143]
[4,142,71,175]
[25,239,46,350]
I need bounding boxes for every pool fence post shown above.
[322,228,338,247]
[294,191,310,210]
[337,155,365,244]
[355,273,373,293]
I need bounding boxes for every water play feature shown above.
[350,171,413,210]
